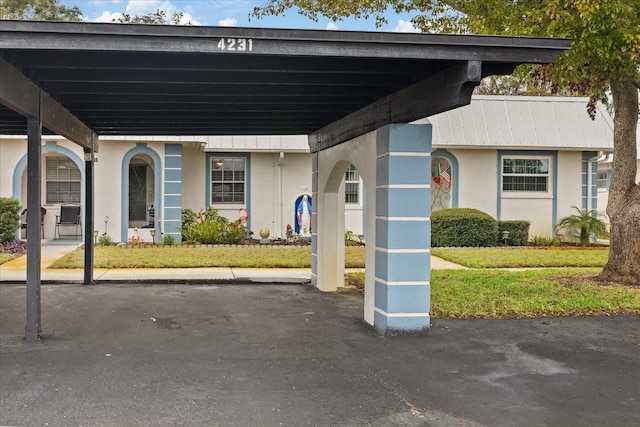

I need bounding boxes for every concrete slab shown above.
[1,284,638,427]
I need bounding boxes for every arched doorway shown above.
[128,154,155,229]
[121,145,161,243]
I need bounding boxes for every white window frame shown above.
[597,168,610,191]
[45,156,81,204]
[344,164,361,206]
[210,157,246,205]
[501,155,552,198]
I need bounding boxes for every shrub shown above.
[529,234,559,246]
[98,233,113,246]
[0,198,21,243]
[162,234,176,245]
[497,220,530,246]
[0,240,26,256]
[431,208,498,247]
[555,206,607,245]
[181,207,246,244]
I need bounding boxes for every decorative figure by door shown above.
[294,194,312,237]
[431,157,452,211]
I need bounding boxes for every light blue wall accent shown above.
[12,141,86,239]
[164,144,183,235]
[164,169,182,182]
[376,156,431,186]
[376,123,432,154]
[164,156,182,169]
[376,188,430,217]
[374,124,431,334]
[374,250,431,282]
[376,219,430,250]
[496,150,558,226]
[165,144,182,155]
[165,182,182,194]
[431,149,459,208]
[164,195,182,208]
[205,152,251,231]
[374,282,431,313]
[120,144,162,243]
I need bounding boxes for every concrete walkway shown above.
[0,240,466,284]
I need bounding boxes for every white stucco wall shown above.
[454,149,498,217]
[181,146,206,211]
[246,152,311,238]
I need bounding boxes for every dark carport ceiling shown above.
[0,20,569,138]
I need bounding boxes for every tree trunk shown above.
[599,80,640,285]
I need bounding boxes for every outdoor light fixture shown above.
[150,229,156,244]
[94,229,99,245]
[502,230,510,246]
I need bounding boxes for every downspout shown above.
[588,151,605,213]
[276,152,285,238]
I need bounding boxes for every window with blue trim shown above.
[502,157,550,192]
[211,157,245,204]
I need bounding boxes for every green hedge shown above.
[497,220,531,246]
[0,198,21,243]
[431,208,498,247]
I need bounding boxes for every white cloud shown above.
[326,22,338,30]
[93,10,125,22]
[393,19,420,33]
[218,17,237,27]
[126,0,175,16]
[89,0,107,5]
[179,13,200,25]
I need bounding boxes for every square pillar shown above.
[311,152,318,286]
[374,124,432,334]
[25,116,42,341]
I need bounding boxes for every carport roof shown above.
[0,20,570,151]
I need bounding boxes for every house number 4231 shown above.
[217,38,253,51]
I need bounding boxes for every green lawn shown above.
[49,245,366,269]
[431,247,608,268]
[0,254,14,265]
[346,269,639,318]
[35,245,640,319]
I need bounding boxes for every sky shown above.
[62,0,421,32]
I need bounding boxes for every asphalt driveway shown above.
[1,283,638,426]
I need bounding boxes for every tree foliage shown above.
[0,0,83,21]
[114,9,190,25]
[254,0,640,284]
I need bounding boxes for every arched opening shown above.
[13,142,85,240]
[128,154,155,229]
[121,145,162,243]
[431,156,453,211]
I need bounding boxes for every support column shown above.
[374,124,432,335]
[310,152,318,286]
[25,116,42,341]
[83,147,95,285]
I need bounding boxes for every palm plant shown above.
[555,206,607,245]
